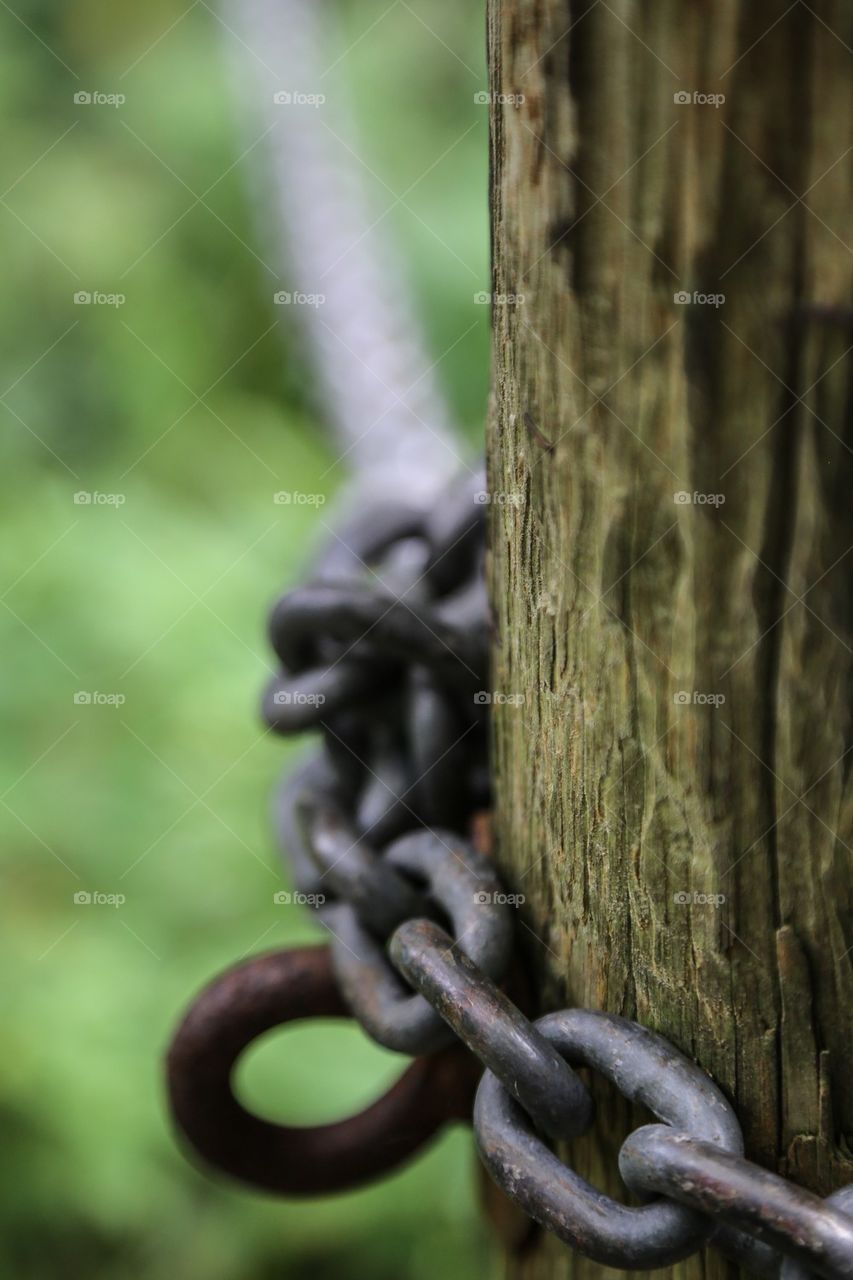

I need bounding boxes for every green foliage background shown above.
[0,2,491,1275]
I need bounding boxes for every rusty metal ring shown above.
[166,946,479,1196]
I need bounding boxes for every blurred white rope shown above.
[220,0,466,509]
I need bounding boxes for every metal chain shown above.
[165,6,852,1273]
[167,485,853,1279]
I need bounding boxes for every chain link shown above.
[167,475,853,1278]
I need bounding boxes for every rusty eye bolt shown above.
[166,945,481,1197]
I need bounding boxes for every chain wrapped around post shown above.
[166,473,853,1278]
[165,4,851,1271]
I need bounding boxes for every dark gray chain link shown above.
[259,479,853,1280]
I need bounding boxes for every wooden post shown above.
[486,2,853,1276]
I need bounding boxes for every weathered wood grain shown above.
[486,2,853,1277]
